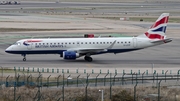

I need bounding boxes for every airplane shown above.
[5,13,172,62]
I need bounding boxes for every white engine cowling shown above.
[63,51,79,60]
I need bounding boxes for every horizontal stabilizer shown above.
[150,38,172,44]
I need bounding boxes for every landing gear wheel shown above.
[84,56,93,62]
[23,58,26,61]
[22,54,26,61]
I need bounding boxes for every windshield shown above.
[13,42,21,45]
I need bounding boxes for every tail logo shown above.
[150,16,169,29]
[145,13,169,40]
[145,32,164,40]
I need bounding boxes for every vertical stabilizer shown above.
[138,13,169,40]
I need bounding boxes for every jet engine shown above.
[63,51,79,60]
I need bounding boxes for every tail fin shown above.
[138,13,169,40]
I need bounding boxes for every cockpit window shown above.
[13,42,18,45]
[13,42,21,45]
[17,42,21,45]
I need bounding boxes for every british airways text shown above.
[35,45,66,48]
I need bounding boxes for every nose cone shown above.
[5,46,12,53]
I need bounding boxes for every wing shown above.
[67,40,116,54]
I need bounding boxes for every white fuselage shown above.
[6,37,155,55]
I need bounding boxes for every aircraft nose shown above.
[5,46,12,53]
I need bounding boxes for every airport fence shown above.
[4,66,179,75]
[0,67,180,101]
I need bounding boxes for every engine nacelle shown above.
[63,51,79,60]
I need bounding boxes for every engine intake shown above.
[63,51,79,60]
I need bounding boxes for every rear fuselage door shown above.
[133,38,137,48]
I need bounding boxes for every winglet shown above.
[107,40,116,49]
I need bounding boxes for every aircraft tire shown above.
[84,56,93,62]
[23,58,26,61]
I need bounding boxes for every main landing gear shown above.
[84,56,93,62]
[22,54,26,61]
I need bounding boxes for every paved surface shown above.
[0,37,180,74]
[0,1,180,75]
[0,1,180,16]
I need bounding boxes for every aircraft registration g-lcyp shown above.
[5,13,172,62]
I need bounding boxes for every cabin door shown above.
[133,38,137,48]
[27,43,32,50]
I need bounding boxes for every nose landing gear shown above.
[22,54,26,61]
[23,57,26,61]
